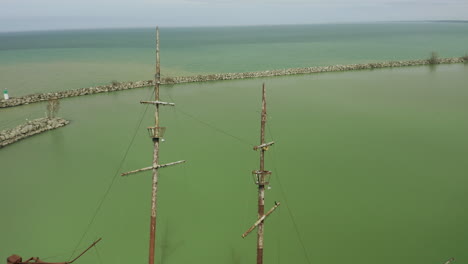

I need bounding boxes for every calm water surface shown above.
[1,24,468,264]
[0,22,468,96]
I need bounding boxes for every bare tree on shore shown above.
[46,98,60,118]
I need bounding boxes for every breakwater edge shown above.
[0,118,70,148]
[1,57,466,108]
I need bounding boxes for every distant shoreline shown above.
[424,20,468,24]
[1,20,467,34]
[0,56,466,108]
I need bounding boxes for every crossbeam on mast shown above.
[242,202,280,238]
[141,100,175,106]
[253,141,275,151]
[121,160,186,176]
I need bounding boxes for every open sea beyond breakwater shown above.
[1,22,468,96]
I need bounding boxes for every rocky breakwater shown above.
[0,80,153,108]
[0,117,70,148]
[1,57,465,108]
[165,57,466,84]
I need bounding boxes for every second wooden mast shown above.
[121,27,185,264]
[242,83,280,264]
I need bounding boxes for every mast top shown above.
[156,27,160,78]
[260,83,267,145]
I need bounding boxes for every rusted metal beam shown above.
[13,238,102,264]
[140,101,175,106]
[68,238,102,263]
[121,160,186,176]
[253,141,274,151]
[17,258,69,264]
[242,202,280,238]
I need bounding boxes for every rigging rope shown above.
[267,123,312,264]
[175,107,254,147]
[164,91,191,214]
[164,91,254,233]
[68,88,155,261]
[42,245,88,261]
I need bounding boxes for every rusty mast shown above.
[242,83,280,264]
[121,27,185,264]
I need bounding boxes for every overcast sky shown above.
[1,0,467,32]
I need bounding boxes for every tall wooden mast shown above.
[242,83,280,264]
[121,27,185,264]
[149,25,161,264]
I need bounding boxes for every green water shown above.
[1,23,468,96]
[1,24,468,264]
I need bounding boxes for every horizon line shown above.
[0,19,467,34]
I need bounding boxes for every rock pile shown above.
[166,57,465,83]
[0,117,70,148]
[0,80,153,108]
[0,57,464,108]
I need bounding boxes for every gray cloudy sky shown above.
[1,0,467,32]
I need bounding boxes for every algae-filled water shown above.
[1,23,468,264]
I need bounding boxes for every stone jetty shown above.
[0,118,70,148]
[0,57,465,108]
